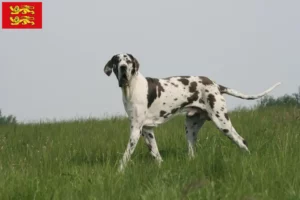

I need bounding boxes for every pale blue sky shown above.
[1,0,299,123]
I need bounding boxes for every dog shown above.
[103,53,281,172]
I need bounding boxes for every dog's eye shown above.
[127,60,132,64]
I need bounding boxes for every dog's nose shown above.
[120,65,127,71]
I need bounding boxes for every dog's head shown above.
[104,53,140,87]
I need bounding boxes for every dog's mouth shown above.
[119,75,128,87]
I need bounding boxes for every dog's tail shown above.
[218,82,281,100]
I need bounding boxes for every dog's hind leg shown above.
[206,95,249,152]
[211,114,249,152]
[185,114,206,159]
[142,127,163,165]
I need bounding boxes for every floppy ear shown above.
[128,54,140,74]
[104,58,114,76]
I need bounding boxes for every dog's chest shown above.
[122,77,148,117]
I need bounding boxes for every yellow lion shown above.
[10,5,35,15]
[10,16,35,26]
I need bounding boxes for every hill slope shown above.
[0,106,299,200]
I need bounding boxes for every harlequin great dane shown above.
[103,53,281,172]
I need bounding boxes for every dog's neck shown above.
[121,72,146,100]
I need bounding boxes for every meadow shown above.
[0,106,299,200]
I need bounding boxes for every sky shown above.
[0,0,299,123]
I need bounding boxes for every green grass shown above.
[0,106,299,200]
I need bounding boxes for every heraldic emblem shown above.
[2,2,42,29]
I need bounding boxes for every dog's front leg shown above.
[142,127,163,165]
[118,123,142,172]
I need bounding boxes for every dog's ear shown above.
[128,54,139,74]
[104,57,114,76]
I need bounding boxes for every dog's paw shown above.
[117,160,126,174]
[156,158,163,167]
[117,165,125,174]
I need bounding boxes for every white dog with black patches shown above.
[104,53,281,172]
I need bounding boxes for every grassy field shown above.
[0,106,299,200]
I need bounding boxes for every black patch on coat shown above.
[174,98,178,101]
[171,83,178,87]
[199,99,205,104]
[178,78,189,86]
[221,107,225,111]
[130,139,134,147]
[205,89,209,93]
[148,133,154,139]
[224,113,229,120]
[207,94,216,109]
[199,76,214,85]
[188,91,199,102]
[216,114,220,118]
[131,68,135,75]
[146,77,165,108]
[223,129,229,133]
[164,113,172,118]
[189,81,197,93]
[218,85,227,93]
[180,102,189,108]
[128,54,139,75]
[171,108,179,114]
[160,110,167,117]
[164,83,168,86]
[180,91,199,108]
[160,110,173,118]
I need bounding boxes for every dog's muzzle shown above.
[118,65,128,87]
